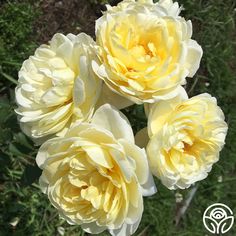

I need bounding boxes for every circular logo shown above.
[203,203,234,234]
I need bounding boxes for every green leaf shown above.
[4,114,19,132]
[0,151,10,170]
[14,133,34,150]
[21,165,42,186]
[0,128,13,143]
[9,143,31,156]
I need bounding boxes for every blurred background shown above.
[0,0,235,235]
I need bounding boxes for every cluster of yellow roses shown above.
[15,0,228,235]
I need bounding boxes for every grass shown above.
[0,0,236,235]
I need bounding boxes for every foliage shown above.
[0,1,38,87]
[90,0,109,4]
[0,0,236,235]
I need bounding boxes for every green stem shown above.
[2,61,21,66]
[0,71,18,85]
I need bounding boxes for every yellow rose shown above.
[147,93,228,189]
[15,33,102,140]
[36,104,156,235]
[93,0,203,103]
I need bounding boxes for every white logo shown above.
[203,203,234,234]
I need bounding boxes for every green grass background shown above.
[0,0,236,235]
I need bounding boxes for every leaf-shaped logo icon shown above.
[203,203,234,234]
[219,216,234,234]
[203,216,218,234]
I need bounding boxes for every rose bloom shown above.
[15,33,101,140]
[93,0,203,103]
[36,104,156,235]
[147,93,228,189]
